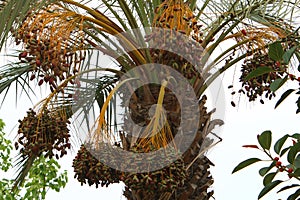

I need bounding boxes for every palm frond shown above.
[101,0,131,31]
[91,77,136,145]
[13,154,37,193]
[0,61,35,105]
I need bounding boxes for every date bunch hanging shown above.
[72,144,122,188]
[239,52,287,102]
[13,5,86,91]
[146,0,205,81]
[16,108,71,159]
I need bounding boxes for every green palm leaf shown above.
[0,61,35,105]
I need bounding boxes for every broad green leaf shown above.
[244,67,274,80]
[294,154,300,168]
[232,158,261,174]
[287,188,300,200]
[258,131,272,150]
[280,146,291,156]
[270,76,288,92]
[287,143,300,164]
[277,184,300,193]
[293,168,300,176]
[275,89,295,108]
[291,133,300,140]
[283,46,297,64]
[259,161,276,177]
[263,172,277,186]
[258,180,282,199]
[268,42,284,61]
[259,167,270,177]
[274,134,289,154]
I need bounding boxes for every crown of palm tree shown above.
[0,0,300,198]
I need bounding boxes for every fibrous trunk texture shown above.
[122,84,219,200]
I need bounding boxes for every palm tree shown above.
[0,0,299,199]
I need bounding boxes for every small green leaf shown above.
[244,67,274,80]
[270,76,288,92]
[275,89,295,108]
[274,134,289,154]
[259,161,276,177]
[295,154,300,168]
[268,42,284,61]
[293,168,300,176]
[283,46,297,64]
[232,158,261,174]
[258,180,282,199]
[258,131,272,150]
[277,184,300,193]
[259,167,270,177]
[287,188,300,200]
[280,146,290,156]
[291,133,300,140]
[263,172,277,186]
[288,143,300,164]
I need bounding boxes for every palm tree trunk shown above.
[122,84,222,200]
